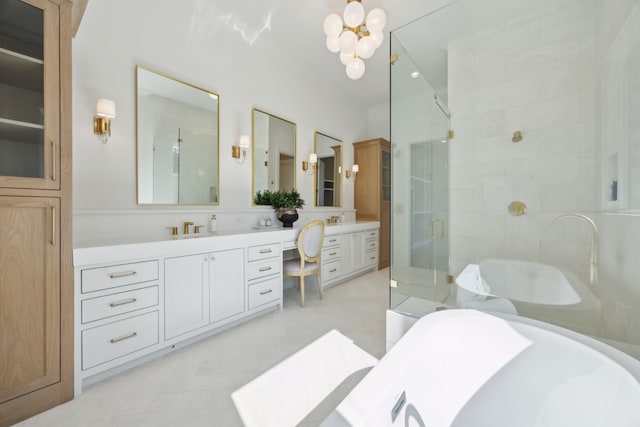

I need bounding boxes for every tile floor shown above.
[18,268,389,427]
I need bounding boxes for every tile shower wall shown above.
[448,1,598,286]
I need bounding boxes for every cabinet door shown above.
[351,232,365,271]
[164,254,209,339]
[0,0,60,189]
[342,232,365,275]
[209,248,245,323]
[0,196,60,404]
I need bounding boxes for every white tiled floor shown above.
[18,269,389,427]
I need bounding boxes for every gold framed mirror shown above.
[314,132,342,207]
[252,108,296,200]
[136,66,220,205]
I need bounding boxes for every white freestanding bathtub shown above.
[456,260,600,313]
[322,310,640,427]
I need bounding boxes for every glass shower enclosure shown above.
[390,36,452,317]
[388,0,640,362]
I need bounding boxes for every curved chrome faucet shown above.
[550,213,598,286]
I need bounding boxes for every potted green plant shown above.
[254,189,305,227]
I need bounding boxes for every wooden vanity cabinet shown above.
[353,138,390,269]
[0,0,73,424]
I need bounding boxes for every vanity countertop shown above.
[73,221,380,267]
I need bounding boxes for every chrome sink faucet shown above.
[550,213,598,286]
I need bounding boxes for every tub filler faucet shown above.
[550,213,598,286]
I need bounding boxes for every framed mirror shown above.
[136,66,220,205]
[315,132,342,207]
[252,108,296,199]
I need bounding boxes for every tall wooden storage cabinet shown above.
[353,138,390,269]
[0,0,73,425]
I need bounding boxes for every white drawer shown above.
[365,249,378,267]
[322,261,342,282]
[82,260,159,293]
[365,239,378,251]
[248,276,281,309]
[247,243,280,261]
[323,235,341,247]
[247,258,281,281]
[81,286,159,324]
[322,246,341,263]
[82,311,159,370]
[365,229,379,241]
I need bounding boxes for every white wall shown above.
[72,0,367,241]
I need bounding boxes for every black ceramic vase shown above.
[277,208,299,228]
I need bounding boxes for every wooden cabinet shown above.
[0,0,72,424]
[353,138,390,269]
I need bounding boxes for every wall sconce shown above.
[93,98,116,143]
[302,153,318,174]
[345,164,359,180]
[232,135,250,164]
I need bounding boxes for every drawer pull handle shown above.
[109,271,137,279]
[259,266,272,272]
[109,298,137,307]
[259,248,273,254]
[259,289,273,295]
[370,256,376,260]
[329,239,337,242]
[370,232,376,236]
[329,268,337,273]
[370,243,376,247]
[110,332,138,344]
[329,252,337,256]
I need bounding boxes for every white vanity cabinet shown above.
[364,229,379,268]
[165,248,245,339]
[73,221,379,395]
[322,234,343,284]
[77,259,161,377]
[342,231,365,276]
[247,243,282,310]
[210,248,245,323]
[164,253,210,339]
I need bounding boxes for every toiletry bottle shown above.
[209,214,217,233]
[341,212,345,223]
[265,217,272,226]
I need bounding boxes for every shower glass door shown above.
[390,34,451,317]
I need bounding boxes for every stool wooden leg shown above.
[300,276,305,307]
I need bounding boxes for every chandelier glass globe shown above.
[346,57,365,80]
[356,36,376,59]
[343,2,365,28]
[338,30,358,54]
[323,13,343,37]
[365,8,386,33]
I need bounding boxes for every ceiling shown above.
[72,0,457,107]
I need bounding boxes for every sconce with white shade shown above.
[232,134,250,164]
[93,98,116,143]
[302,153,318,174]
[345,164,359,180]
[324,0,386,80]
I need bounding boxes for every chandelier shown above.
[323,0,386,80]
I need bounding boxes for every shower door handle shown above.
[430,218,445,240]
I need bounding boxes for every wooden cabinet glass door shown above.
[0,0,59,189]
